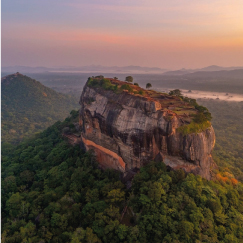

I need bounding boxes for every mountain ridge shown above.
[1,65,168,74]
[162,66,243,76]
[3,64,243,75]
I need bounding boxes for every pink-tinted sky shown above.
[2,0,243,69]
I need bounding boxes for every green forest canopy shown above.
[199,99,243,181]
[2,110,243,243]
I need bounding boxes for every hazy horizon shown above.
[2,0,243,69]
[2,64,243,70]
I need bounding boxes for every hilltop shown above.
[85,77,211,121]
[1,73,79,144]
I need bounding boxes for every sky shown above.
[2,0,243,69]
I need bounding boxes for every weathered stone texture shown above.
[79,84,216,179]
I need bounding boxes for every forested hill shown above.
[1,73,79,144]
[1,110,243,243]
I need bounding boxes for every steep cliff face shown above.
[79,79,216,179]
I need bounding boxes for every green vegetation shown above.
[177,121,211,136]
[138,90,144,95]
[170,90,212,122]
[176,109,212,135]
[87,77,145,96]
[1,111,243,242]
[168,89,212,135]
[120,84,133,93]
[146,83,152,89]
[1,111,126,242]
[170,91,211,118]
[134,83,139,86]
[125,76,133,83]
[87,77,118,92]
[198,100,243,181]
[169,89,182,96]
[130,162,243,243]
[1,74,79,145]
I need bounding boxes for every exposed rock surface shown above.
[79,79,216,179]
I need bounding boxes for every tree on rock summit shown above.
[125,76,133,83]
[146,83,152,89]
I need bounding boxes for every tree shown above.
[106,189,125,203]
[20,222,36,242]
[147,181,165,202]
[3,176,17,193]
[193,113,207,123]
[116,224,128,240]
[125,76,133,83]
[113,77,118,80]
[169,89,182,96]
[134,83,139,86]
[6,192,23,218]
[85,228,100,243]
[179,221,194,241]
[146,83,152,89]
[71,228,86,243]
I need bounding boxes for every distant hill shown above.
[1,65,168,74]
[162,65,243,76]
[183,68,243,79]
[1,73,79,144]
[3,65,243,76]
[199,65,243,72]
[161,69,191,76]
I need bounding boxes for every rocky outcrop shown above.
[79,79,216,180]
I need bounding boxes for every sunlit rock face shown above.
[79,80,216,180]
